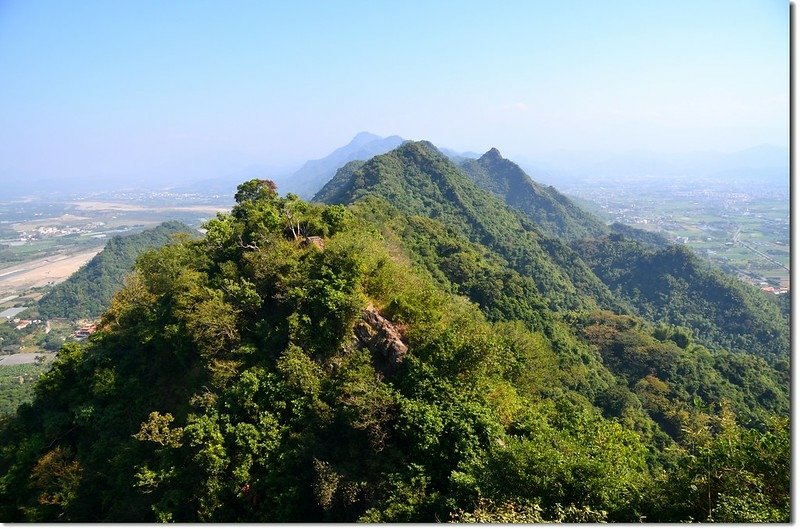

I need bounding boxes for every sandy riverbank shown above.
[0,352,56,366]
[0,248,104,295]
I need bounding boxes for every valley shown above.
[561,175,789,292]
[0,194,230,291]
[0,195,227,371]
[0,249,104,293]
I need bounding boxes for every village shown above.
[0,307,98,362]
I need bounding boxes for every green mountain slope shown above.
[314,140,788,426]
[348,195,788,421]
[288,132,404,198]
[315,141,619,312]
[323,141,789,413]
[457,148,670,249]
[459,148,608,240]
[311,160,365,203]
[449,146,783,364]
[37,221,195,319]
[607,222,671,248]
[0,182,787,522]
[574,235,790,363]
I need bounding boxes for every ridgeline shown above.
[0,143,788,522]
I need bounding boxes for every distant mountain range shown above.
[0,133,785,202]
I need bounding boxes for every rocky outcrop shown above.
[354,305,407,377]
[301,236,325,250]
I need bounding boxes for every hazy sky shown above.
[0,0,788,181]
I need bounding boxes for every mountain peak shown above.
[349,131,383,147]
[397,140,442,157]
[286,133,404,198]
[459,147,609,241]
[480,147,504,161]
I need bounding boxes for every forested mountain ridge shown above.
[345,194,788,420]
[459,148,670,249]
[313,139,787,408]
[288,132,404,198]
[0,158,788,521]
[459,148,607,241]
[37,221,195,319]
[389,142,784,363]
[316,141,786,366]
[314,141,620,313]
[574,235,790,363]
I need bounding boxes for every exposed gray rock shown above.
[353,305,407,377]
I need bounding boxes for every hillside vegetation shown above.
[574,235,790,363]
[318,142,786,365]
[315,141,619,313]
[37,221,195,320]
[0,143,788,522]
[0,172,786,522]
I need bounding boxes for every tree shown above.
[651,404,789,522]
[234,179,278,204]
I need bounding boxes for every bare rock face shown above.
[354,305,407,377]
[301,236,325,250]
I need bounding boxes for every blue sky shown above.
[0,0,788,182]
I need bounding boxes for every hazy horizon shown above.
[0,0,788,186]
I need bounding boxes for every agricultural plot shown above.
[564,175,789,289]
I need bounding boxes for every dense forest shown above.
[0,143,788,522]
[315,141,620,313]
[574,235,790,364]
[37,221,195,320]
